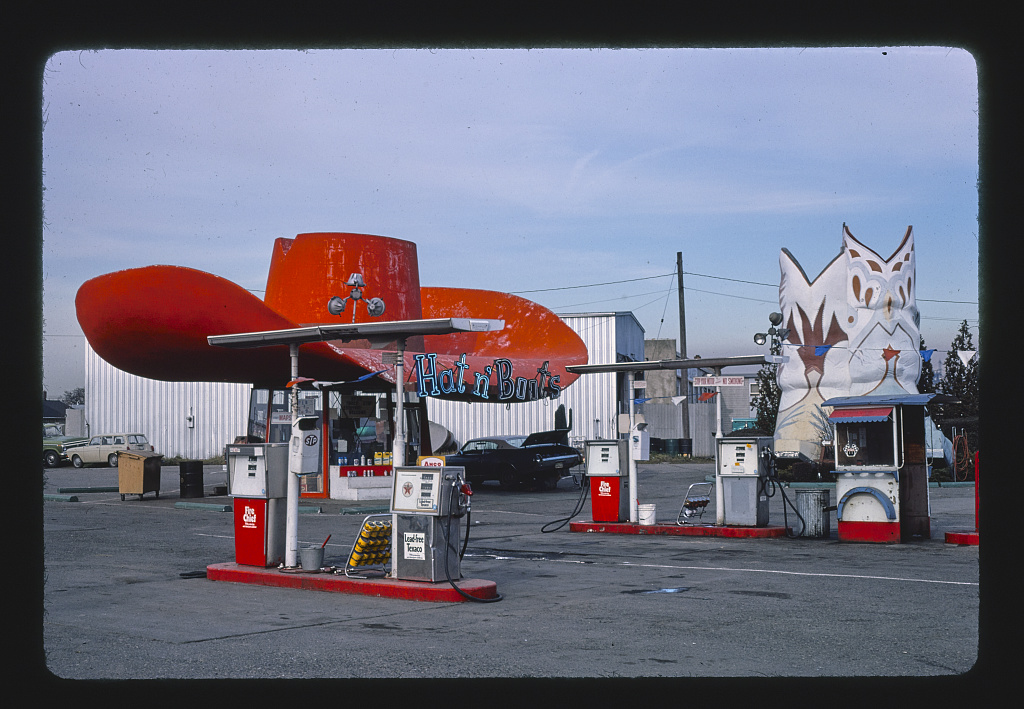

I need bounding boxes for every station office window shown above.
[836,421,896,468]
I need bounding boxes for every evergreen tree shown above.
[917,336,936,394]
[60,387,85,406]
[936,320,979,468]
[754,334,782,435]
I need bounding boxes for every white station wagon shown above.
[70,433,155,468]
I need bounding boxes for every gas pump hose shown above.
[759,464,807,539]
[541,475,590,533]
[444,484,504,603]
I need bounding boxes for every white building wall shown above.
[425,312,642,448]
[85,345,251,460]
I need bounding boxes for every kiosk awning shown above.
[828,407,893,423]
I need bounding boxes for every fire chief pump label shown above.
[242,505,258,529]
[404,532,426,560]
[598,480,612,496]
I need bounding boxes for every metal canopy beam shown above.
[566,354,765,374]
[207,317,505,348]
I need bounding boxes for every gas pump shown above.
[824,394,945,543]
[584,440,629,523]
[227,443,289,566]
[390,465,471,582]
[715,435,772,527]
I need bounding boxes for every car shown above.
[441,431,583,490]
[69,433,155,468]
[43,423,89,468]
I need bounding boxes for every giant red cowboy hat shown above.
[76,232,588,401]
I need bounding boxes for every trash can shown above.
[179,460,204,499]
[679,439,693,457]
[795,489,831,538]
[118,451,162,501]
[665,439,679,456]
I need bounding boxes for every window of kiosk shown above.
[328,391,392,466]
[246,388,320,444]
[835,420,897,469]
[246,389,269,442]
[326,390,422,466]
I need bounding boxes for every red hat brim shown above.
[76,265,587,400]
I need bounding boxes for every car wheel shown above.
[498,467,519,491]
[108,453,119,467]
[44,450,60,468]
[71,455,84,468]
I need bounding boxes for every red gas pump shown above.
[227,443,289,566]
[585,440,629,523]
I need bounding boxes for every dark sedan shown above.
[443,431,583,490]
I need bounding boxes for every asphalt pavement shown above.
[39,460,982,681]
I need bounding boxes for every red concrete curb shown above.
[206,562,499,602]
[944,531,979,546]
[568,521,789,538]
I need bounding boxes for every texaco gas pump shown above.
[823,393,957,543]
[390,465,472,582]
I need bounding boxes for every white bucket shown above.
[638,504,657,526]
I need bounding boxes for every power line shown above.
[515,268,978,306]
[684,271,777,288]
[512,272,674,294]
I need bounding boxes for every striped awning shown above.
[828,407,893,423]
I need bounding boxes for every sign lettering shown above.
[413,354,561,402]
[693,376,745,387]
[242,505,257,529]
[404,532,426,560]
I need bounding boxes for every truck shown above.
[43,423,89,468]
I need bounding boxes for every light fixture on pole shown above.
[327,273,386,323]
[754,312,790,348]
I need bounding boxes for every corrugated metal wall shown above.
[426,313,636,448]
[85,345,251,460]
[640,402,716,458]
[687,402,717,457]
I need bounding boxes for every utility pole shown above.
[677,252,690,444]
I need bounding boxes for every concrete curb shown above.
[570,521,789,537]
[703,476,975,489]
[206,562,499,603]
[44,494,80,502]
[57,486,118,494]
[340,506,390,515]
[175,502,232,512]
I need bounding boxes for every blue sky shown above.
[40,47,979,397]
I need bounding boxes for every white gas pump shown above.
[390,465,471,582]
[715,435,773,527]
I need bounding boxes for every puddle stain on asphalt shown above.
[620,588,690,595]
